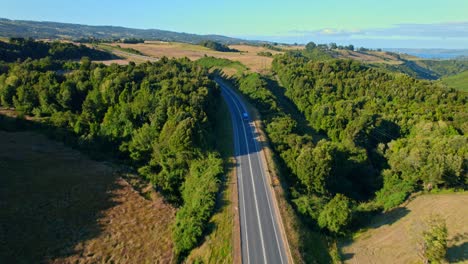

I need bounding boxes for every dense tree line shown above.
[230,52,466,237]
[0,38,115,62]
[271,53,467,223]
[198,40,239,52]
[0,45,225,258]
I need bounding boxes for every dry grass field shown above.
[0,131,175,263]
[340,193,468,264]
[105,42,284,72]
[334,49,413,64]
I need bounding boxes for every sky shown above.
[1,0,468,48]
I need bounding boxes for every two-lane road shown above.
[217,79,289,264]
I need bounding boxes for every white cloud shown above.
[239,22,468,48]
[287,22,468,39]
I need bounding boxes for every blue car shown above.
[242,112,249,120]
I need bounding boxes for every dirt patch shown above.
[341,194,468,264]
[0,131,175,263]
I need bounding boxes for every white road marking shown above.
[222,84,268,264]
[228,90,251,264]
[227,85,286,264]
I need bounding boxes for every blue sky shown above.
[1,0,468,48]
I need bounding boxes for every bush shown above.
[376,172,415,210]
[173,154,223,256]
[318,194,352,234]
[423,221,448,263]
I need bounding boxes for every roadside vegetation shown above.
[0,38,228,262]
[2,35,467,263]
[214,44,466,262]
[196,56,247,75]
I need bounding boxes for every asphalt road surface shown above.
[217,79,289,264]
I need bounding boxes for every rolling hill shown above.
[441,70,468,92]
[0,18,257,45]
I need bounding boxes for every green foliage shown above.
[376,172,415,210]
[441,70,468,92]
[262,43,282,52]
[318,194,352,234]
[384,122,467,190]
[376,59,468,81]
[272,54,467,211]
[257,51,273,57]
[173,154,223,255]
[305,42,317,51]
[238,73,279,115]
[0,53,225,257]
[421,215,448,264]
[196,56,247,74]
[418,59,468,77]
[231,51,466,242]
[0,38,114,62]
[120,38,145,44]
[198,40,239,52]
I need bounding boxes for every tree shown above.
[412,214,448,264]
[423,216,448,264]
[318,194,352,234]
[345,44,354,51]
[305,41,317,51]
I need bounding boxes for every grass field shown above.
[340,193,468,264]
[0,130,175,263]
[441,70,468,92]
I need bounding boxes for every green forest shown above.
[0,39,225,259]
[1,37,467,263]
[227,50,467,247]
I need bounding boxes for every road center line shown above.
[227,85,285,264]
[221,88,251,264]
[221,83,268,264]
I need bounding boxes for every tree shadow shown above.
[368,207,411,229]
[447,242,468,262]
[0,114,124,263]
[342,252,355,261]
[447,232,468,263]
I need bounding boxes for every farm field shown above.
[102,41,284,73]
[340,193,468,264]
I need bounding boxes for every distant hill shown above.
[0,18,257,45]
[297,47,468,80]
[384,48,468,59]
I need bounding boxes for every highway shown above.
[217,79,290,264]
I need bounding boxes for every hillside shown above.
[0,130,175,263]
[289,45,468,80]
[93,41,285,73]
[0,18,255,44]
[340,193,468,264]
[441,70,468,92]
[223,50,467,262]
